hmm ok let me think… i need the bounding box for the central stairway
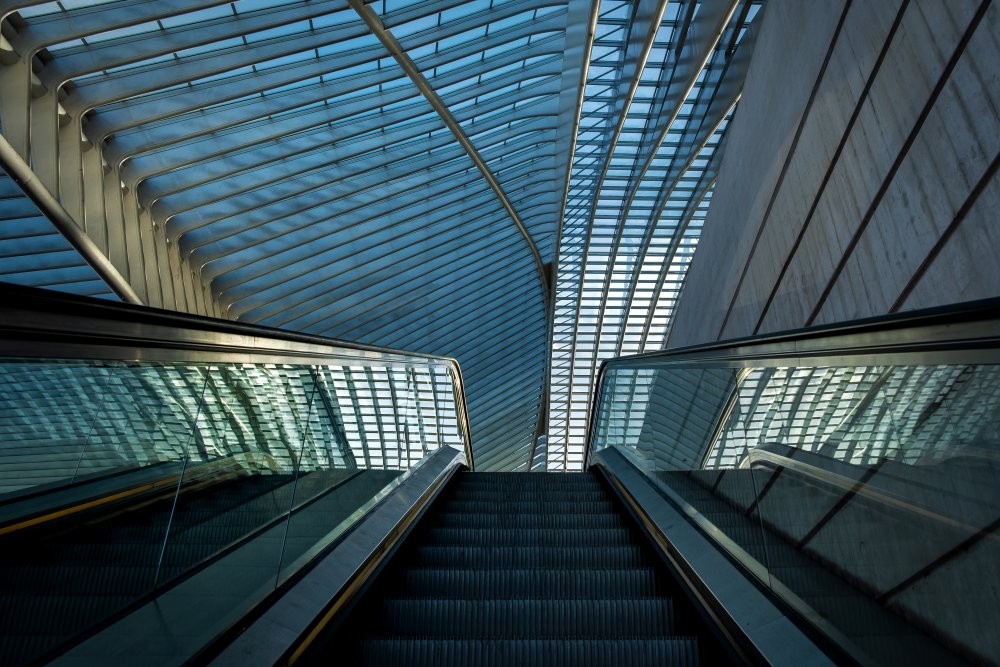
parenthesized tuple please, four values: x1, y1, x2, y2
(322, 471, 721, 666)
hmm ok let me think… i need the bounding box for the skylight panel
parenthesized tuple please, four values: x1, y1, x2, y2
(310, 8, 359, 30)
(246, 19, 311, 43)
(14, 2, 64, 19)
(232, 0, 298, 12)
(388, 13, 438, 40)
(439, 1, 489, 24)
(435, 25, 487, 52)
(159, 5, 235, 29)
(81, 19, 162, 45)
(483, 35, 529, 59)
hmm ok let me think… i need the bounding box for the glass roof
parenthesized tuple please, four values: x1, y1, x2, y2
(0, 0, 764, 470)
(546, 0, 762, 470)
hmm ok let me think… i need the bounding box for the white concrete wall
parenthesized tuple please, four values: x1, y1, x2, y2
(669, 0, 1000, 347)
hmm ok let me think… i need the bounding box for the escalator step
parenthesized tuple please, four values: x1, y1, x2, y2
(376, 598, 675, 637)
(421, 527, 634, 547)
(446, 489, 608, 499)
(356, 637, 699, 667)
(410, 545, 649, 568)
(392, 568, 665, 599)
(451, 472, 600, 483)
(437, 500, 616, 515)
(430, 512, 622, 529)
(330, 472, 717, 667)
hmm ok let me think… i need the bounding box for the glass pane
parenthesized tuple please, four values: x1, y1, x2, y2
(591, 360, 1000, 665)
(276, 364, 422, 584)
(0, 360, 208, 665)
(0, 359, 114, 494)
(0, 347, 467, 666)
(157, 363, 309, 603)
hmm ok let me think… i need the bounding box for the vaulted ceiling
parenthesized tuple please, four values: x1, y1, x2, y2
(0, 0, 763, 470)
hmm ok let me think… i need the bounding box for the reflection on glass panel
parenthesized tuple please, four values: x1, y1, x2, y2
(0, 354, 466, 666)
(0, 360, 211, 666)
(278, 366, 403, 585)
(158, 363, 312, 602)
(591, 362, 1000, 666)
(698, 365, 1000, 469)
(0, 360, 217, 493)
(0, 360, 113, 493)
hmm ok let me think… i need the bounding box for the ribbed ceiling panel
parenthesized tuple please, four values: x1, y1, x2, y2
(546, 0, 764, 469)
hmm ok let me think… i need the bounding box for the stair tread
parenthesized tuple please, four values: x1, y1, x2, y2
(333, 472, 710, 665)
(392, 568, 667, 598)
(375, 598, 676, 637)
(356, 637, 700, 667)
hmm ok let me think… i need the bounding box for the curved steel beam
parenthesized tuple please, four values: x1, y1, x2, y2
(0, 134, 142, 304)
(613, 97, 738, 356)
(347, 0, 549, 310)
(106, 31, 565, 163)
(568, 0, 741, 408)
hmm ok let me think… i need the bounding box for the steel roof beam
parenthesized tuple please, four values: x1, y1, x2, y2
(41, 1, 348, 86)
(165, 106, 558, 242)
(11, 0, 232, 54)
(567, 0, 743, 461)
(346, 0, 549, 310)
(109, 33, 564, 164)
(80, 0, 564, 128)
(192, 133, 558, 283)
(0, 134, 142, 304)
(132, 61, 562, 196)
(556, 0, 674, 467)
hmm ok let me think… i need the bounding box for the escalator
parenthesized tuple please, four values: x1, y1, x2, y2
(0, 284, 473, 666)
(0, 463, 379, 666)
(305, 471, 731, 666)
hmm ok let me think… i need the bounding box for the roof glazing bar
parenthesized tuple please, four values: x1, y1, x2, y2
(618, 0, 741, 223)
(540, 0, 601, 470)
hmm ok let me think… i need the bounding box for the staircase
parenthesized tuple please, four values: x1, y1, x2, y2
(334, 471, 717, 666)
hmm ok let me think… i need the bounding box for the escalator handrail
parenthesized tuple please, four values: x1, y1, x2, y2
(592, 447, 850, 666)
(585, 297, 1000, 468)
